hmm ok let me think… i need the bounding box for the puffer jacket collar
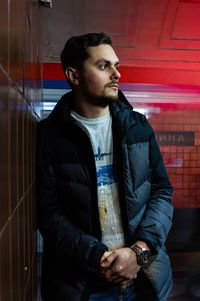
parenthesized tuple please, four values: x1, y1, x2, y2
(111, 90, 137, 140)
(48, 90, 74, 122)
(48, 90, 136, 134)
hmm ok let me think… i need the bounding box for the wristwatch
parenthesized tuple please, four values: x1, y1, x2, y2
(130, 243, 152, 268)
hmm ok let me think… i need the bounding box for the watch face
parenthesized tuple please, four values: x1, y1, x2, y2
(138, 250, 151, 266)
(131, 244, 152, 267)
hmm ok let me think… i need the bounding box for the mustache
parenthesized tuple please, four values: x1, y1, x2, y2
(105, 81, 119, 87)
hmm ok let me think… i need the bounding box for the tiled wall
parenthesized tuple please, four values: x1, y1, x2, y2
(0, 0, 42, 300)
(150, 109, 200, 209)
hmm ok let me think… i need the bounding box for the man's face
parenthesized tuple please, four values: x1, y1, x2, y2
(78, 44, 121, 107)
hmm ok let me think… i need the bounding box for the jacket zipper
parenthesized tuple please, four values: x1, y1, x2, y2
(112, 117, 136, 245)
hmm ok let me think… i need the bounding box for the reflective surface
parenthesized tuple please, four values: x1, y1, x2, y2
(0, 0, 42, 300)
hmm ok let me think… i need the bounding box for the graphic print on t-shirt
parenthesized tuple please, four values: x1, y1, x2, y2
(96, 165, 116, 186)
(94, 145, 125, 250)
(71, 111, 125, 250)
(94, 146, 111, 161)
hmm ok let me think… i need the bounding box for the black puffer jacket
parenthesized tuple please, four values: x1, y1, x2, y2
(37, 91, 173, 301)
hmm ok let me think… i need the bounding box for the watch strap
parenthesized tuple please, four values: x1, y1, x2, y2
(130, 243, 152, 268)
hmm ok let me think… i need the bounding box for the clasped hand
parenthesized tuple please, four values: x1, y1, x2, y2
(99, 247, 141, 286)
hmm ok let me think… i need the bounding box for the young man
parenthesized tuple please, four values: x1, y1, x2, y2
(37, 32, 173, 301)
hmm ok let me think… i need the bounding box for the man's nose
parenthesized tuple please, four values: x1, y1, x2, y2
(111, 68, 121, 80)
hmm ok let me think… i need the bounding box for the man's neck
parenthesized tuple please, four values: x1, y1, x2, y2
(73, 96, 109, 119)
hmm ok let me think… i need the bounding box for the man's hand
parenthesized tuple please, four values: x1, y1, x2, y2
(99, 248, 141, 286)
(100, 250, 113, 263)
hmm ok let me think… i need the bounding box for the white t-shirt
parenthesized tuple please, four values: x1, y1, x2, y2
(71, 111, 125, 250)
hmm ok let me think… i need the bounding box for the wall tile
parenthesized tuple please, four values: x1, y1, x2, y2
(11, 209, 20, 301)
(9, 87, 18, 211)
(0, 69, 9, 230)
(24, 103, 29, 192)
(24, 192, 30, 278)
(0, 223, 11, 301)
(0, 0, 9, 71)
(0, 0, 41, 299)
(10, 0, 25, 90)
(18, 201, 25, 300)
(150, 109, 200, 208)
(17, 95, 25, 201)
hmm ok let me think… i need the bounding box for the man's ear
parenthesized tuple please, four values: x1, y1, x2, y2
(65, 67, 80, 86)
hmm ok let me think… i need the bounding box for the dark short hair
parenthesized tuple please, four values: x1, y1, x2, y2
(60, 32, 112, 73)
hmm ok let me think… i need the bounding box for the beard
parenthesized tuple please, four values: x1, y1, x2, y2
(92, 94, 118, 107)
(83, 88, 119, 108)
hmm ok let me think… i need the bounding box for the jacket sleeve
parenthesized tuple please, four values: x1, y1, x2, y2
(134, 119, 173, 250)
(37, 124, 108, 274)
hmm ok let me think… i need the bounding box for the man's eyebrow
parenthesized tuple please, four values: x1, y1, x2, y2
(95, 58, 120, 65)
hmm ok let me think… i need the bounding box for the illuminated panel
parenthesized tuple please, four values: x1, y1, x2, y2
(159, 0, 200, 50)
(172, 1, 200, 39)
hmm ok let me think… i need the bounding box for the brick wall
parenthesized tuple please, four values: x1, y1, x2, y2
(150, 109, 200, 208)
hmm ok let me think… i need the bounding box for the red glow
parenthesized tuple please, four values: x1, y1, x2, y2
(43, 62, 200, 87)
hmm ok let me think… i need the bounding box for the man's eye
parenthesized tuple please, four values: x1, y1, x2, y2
(99, 64, 108, 70)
